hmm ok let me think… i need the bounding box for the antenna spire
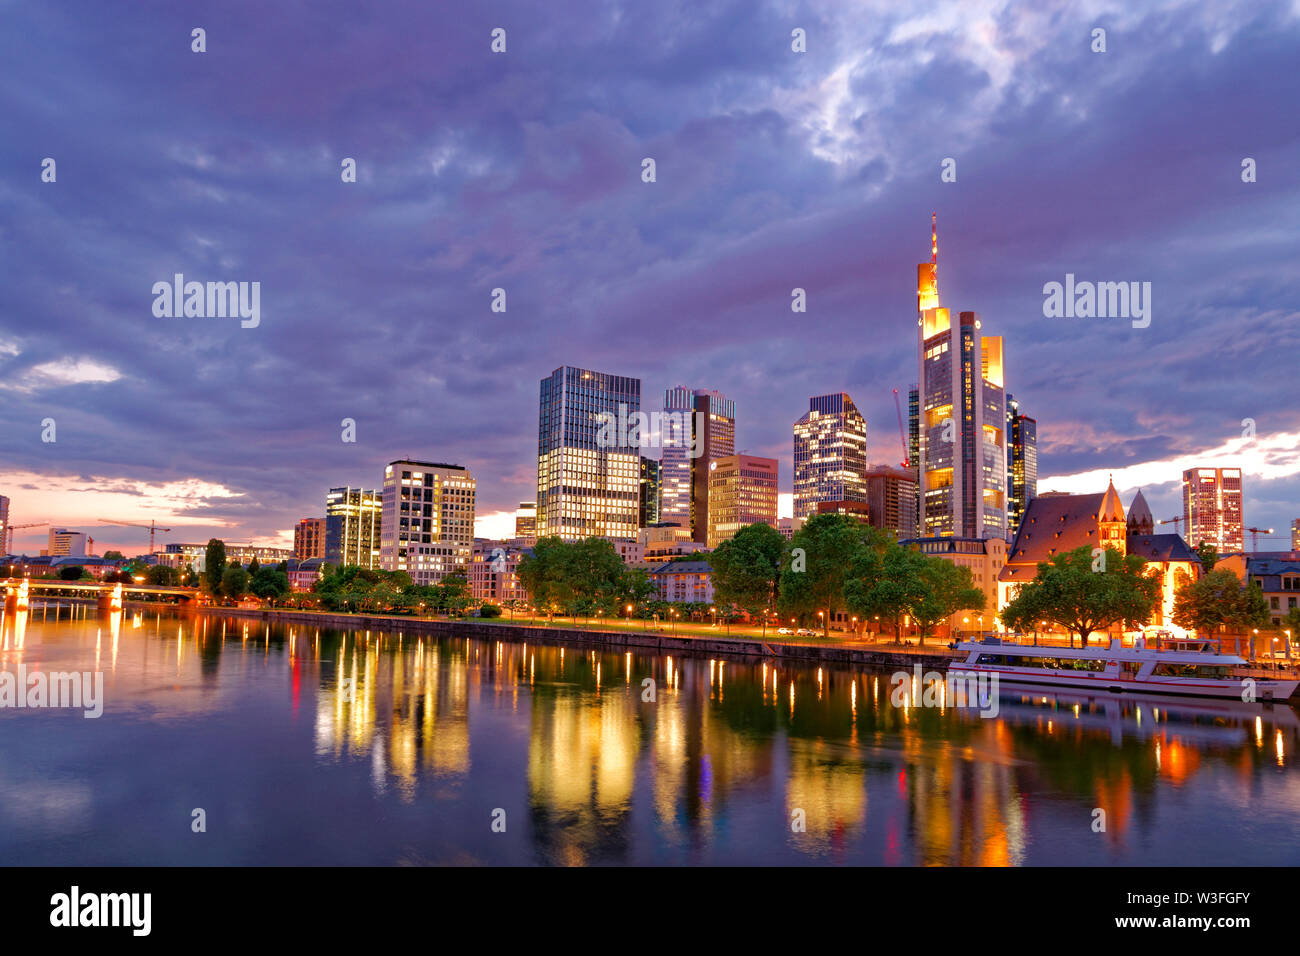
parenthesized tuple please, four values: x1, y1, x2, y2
(931, 211, 937, 268)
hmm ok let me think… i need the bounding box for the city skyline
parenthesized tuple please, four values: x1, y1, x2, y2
(2, 1, 1299, 556)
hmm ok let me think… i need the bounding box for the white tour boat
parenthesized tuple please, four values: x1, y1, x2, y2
(953, 634, 1299, 701)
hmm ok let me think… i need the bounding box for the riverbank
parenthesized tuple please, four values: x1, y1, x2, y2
(187, 604, 955, 669)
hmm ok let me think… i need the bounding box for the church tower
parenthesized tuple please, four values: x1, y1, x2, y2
(1098, 477, 1127, 557)
(1127, 488, 1154, 536)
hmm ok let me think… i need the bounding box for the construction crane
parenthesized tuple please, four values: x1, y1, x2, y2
(98, 518, 172, 555)
(892, 388, 910, 468)
(1245, 526, 1275, 553)
(5, 521, 48, 554)
(1158, 516, 1186, 533)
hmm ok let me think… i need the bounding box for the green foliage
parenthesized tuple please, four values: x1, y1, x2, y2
(145, 564, 178, 586)
(203, 539, 227, 594)
(58, 565, 84, 581)
(479, 603, 503, 618)
(1001, 545, 1161, 646)
(220, 564, 249, 599)
(779, 514, 889, 635)
(710, 522, 784, 632)
(844, 541, 983, 644)
(249, 567, 290, 600)
(313, 565, 416, 612)
(1193, 541, 1218, 572)
(103, 550, 125, 561)
(1173, 567, 1268, 639)
(519, 536, 653, 619)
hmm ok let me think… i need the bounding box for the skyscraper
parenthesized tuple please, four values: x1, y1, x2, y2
(658, 386, 735, 542)
(325, 487, 382, 568)
(1006, 393, 1038, 540)
(865, 464, 918, 540)
(639, 456, 661, 527)
(917, 216, 1007, 538)
(0, 495, 8, 554)
(793, 393, 868, 519)
(381, 459, 476, 585)
(706, 454, 778, 548)
(537, 366, 641, 540)
(907, 384, 920, 532)
(1293, 518, 1300, 551)
(1182, 467, 1244, 553)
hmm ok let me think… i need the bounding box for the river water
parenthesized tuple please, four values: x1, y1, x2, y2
(2, 606, 1298, 866)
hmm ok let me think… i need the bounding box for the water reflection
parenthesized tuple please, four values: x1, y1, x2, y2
(2, 606, 1299, 866)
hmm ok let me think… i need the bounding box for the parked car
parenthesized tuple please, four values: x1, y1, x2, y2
(796, 628, 817, 636)
(777, 627, 794, 635)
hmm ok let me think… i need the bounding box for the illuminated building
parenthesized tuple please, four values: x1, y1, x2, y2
(293, 517, 326, 560)
(514, 502, 537, 538)
(537, 366, 640, 540)
(325, 487, 382, 569)
(47, 529, 88, 557)
(0, 495, 8, 554)
(381, 459, 476, 586)
(639, 457, 661, 527)
(1217, 553, 1300, 630)
(1293, 519, 1300, 551)
(917, 216, 1007, 538)
(998, 481, 1200, 632)
(659, 387, 735, 542)
(650, 559, 714, 603)
(1006, 393, 1037, 540)
(793, 393, 867, 519)
(1182, 467, 1244, 553)
(706, 454, 778, 548)
(777, 517, 805, 540)
(901, 536, 1005, 633)
(469, 539, 530, 604)
(907, 384, 920, 530)
(865, 464, 918, 539)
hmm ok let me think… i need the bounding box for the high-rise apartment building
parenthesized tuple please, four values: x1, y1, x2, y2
(639, 456, 661, 528)
(793, 393, 868, 519)
(324, 487, 382, 569)
(658, 386, 735, 542)
(537, 367, 641, 540)
(1182, 467, 1244, 553)
(381, 460, 476, 585)
(706, 454, 778, 548)
(917, 217, 1008, 538)
(293, 518, 326, 560)
(1293, 518, 1300, 551)
(515, 502, 537, 538)
(1006, 393, 1038, 541)
(865, 464, 918, 540)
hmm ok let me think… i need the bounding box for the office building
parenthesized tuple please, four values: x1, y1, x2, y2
(1006, 393, 1038, 540)
(1293, 518, 1300, 551)
(706, 454, 778, 548)
(469, 539, 530, 605)
(865, 464, 919, 539)
(381, 459, 476, 586)
(1182, 467, 1244, 554)
(639, 457, 661, 527)
(293, 518, 326, 560)
(48, 529, 88, 557)
(907, 384, 921, 532)
(0, 495, 8, 554)
(917, 217, 1008, 538)
(659, 386, 735, 542)
(325, 486, 383, 569)
(537, 366, 641, 540)
(793, 392, 868, 519)
(515, 502, 537, 538)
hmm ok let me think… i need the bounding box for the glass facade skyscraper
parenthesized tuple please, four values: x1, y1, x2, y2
(537, 366, 641, 540)
(1006, 393, 1037, 541)
(792, 393, 868, 519)
(324, 487, 382, 569)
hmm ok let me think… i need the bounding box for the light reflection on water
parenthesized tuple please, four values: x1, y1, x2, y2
(2, 607, 1299, 866)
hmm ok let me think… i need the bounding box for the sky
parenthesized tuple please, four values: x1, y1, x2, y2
(1, 0, 1298, 555)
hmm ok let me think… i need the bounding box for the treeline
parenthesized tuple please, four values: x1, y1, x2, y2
(311, 564, 473, 615)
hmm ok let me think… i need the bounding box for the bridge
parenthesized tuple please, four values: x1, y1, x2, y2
(1, 578, 199, 612)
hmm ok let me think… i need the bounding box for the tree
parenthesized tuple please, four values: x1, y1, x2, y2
(145, 564, 178, 586)
(249, 567, 290, 601)
(518, 537, 574, 619)
(779, 514, 885, 637)
(248, 556, 261, 576)
(710, 522, 784, 635)
(1194, 542, 1218, 573)
(1173, 567, 1269, 655)
(904, 555, 985, 643)
(58, 565, 84, 581)
(480, 603, 503, 618)
(203, 539, 227, 594)
(1000, 545, 1161, 647)
(220, 564, 249, 600)
(103, 550, 125, 561)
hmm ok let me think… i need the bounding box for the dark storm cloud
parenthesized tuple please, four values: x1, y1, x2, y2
(0, 0, 1297, 549)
